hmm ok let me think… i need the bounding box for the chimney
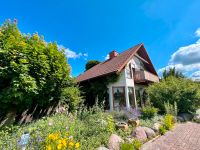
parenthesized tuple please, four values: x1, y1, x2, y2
(109, 50, 118, 59)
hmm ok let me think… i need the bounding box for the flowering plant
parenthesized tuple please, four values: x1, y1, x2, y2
(46, 132, 80, 150)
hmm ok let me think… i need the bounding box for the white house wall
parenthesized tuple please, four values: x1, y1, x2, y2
(107, 54, 146, 111)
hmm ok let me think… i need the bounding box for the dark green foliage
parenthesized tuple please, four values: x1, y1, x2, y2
(162, 67, 184, 79)
(141, 106, 158, 119)
(80, 73, 120, 106)
(85, 60, 100, 71)
(0, 20, 81, 115)
(147, 76, 200, 113)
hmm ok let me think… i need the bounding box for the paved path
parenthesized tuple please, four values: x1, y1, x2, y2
(141, 122, 200, 150)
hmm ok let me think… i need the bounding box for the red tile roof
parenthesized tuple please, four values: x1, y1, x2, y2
(76, 43, 143, 82)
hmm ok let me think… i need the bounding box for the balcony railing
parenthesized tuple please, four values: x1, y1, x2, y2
(134, 70, 159, 83)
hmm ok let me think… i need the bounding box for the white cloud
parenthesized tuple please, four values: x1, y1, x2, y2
(159, 28, 200, 78)
(58, 45, 88, 59)
(191, 71, 200, 81)
(105, 54, 109, 60)
(169, 39, 200, 65)
(195, 28, 200, 37)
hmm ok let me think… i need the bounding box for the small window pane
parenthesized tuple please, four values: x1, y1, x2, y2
(128, 87, 136, 108)
(113, 87, 126, 110)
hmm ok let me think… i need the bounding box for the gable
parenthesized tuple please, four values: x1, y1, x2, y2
(76, 43, 158, 82)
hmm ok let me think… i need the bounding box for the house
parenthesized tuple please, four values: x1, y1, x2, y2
(76, 43, 159, 111)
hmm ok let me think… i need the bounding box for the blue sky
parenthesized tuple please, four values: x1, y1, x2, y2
(1, 0, 200, 80)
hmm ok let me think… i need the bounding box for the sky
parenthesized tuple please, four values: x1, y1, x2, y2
(1, 0, 200, 80)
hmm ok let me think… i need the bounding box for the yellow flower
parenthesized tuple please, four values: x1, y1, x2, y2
(68, 141, 74, 147)
(46, 145, 52, 150)
(61, 139, 67, 147)
(48, 133, 59, 141)
(57, 143, 62, 150)
(48, 134, 55, 140)
(58, 139, 62, 144)
(75, 142, 80, 149)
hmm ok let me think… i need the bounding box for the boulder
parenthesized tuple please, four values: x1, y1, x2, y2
(142, 127, 156, 138)
(131, 126, 147, 141)
(108, 134, 124, 150)
(153, 123, 161, 132)
(128, 118, 140, 127)
(177, 116, 184, 122)
(116, 122, 129, 131)
(179, 113, 194, 121)
(96, 147, 109, 150)
(193, 114, 200, 123)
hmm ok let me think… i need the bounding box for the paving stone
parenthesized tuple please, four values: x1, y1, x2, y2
(141, 122, 200, 150)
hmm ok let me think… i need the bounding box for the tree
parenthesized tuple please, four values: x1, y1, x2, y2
(162, 67, 184, 79)
(85, 60, 100, 71)
(147, 76, 200, 113)
(0, 20, 81, 115)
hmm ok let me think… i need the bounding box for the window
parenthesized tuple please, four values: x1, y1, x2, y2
(128, 87, 136, 108)
(113, 87, 126, 111)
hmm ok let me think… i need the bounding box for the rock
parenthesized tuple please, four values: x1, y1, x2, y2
(142, 127, 156, 138)
(153, 123, 161, 132)
(193, 114, 200, 123)
(128, 118, 140, 127)
(108, 134, 123, 150)
(177, 116, 184, 122)
(116, 122, 129, 131)
(179, 113, 194, 121)
(131, 126, 147, 141)
(96, 147, 109, 150)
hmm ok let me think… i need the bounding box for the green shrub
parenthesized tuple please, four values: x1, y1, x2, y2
(147, 76, 200, 113)
(141, 106, 158, 119)
(121, 142, 135, 150)
(120, 139, 142, 150)
(163, 114, 174, 130)
(164, 101, 178, 116)
(158, 114, 175, 135)
(140, 115, 164, 128)
(106, 114, 115, 133)
(132, 139, 142, 150)
(159, 125, 167, 135)
(110, 111, 128, 121)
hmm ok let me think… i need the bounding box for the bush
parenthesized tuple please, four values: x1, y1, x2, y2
(140, 115, 164, 128)
(164, 101, 178, 116)
(159, 125, 167, 135)
(0, 20, 82, 116)
(147, 76, 200, 113)
(141, 106, 158, 119)
(121, 143, 134, 150)
(159, 114, 174, 135)
(121, 139, 142, 150)
(163, 114, 174, 130)
(132, 139, 142, 150)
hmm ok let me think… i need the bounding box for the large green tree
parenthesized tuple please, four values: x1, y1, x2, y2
(0, 20, 81, 115)
(85, 60, 100, 71)
(162, 67, 184, 79)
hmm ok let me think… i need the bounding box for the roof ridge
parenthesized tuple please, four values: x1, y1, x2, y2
(76, 43, 144, 82)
